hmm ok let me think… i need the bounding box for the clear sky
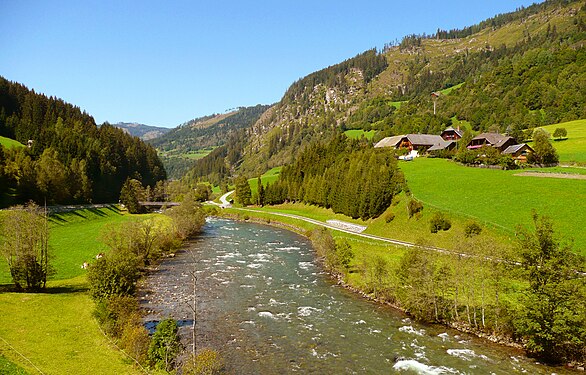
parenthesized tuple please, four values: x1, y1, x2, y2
(1, 0, 538, 128)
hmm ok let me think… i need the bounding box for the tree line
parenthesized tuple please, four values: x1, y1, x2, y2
(247, 134, 404, 220)
(0, 77, 166, 206)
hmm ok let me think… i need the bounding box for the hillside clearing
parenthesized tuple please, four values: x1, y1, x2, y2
(344, 129, 376, 140)
(0, 136, 24, 149)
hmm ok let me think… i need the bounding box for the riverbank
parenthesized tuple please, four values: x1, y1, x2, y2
(217, 208, 585, 371)
(140, 217, 564, 374)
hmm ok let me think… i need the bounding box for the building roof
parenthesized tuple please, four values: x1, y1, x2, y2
(428, 140, 455, 151)
(405, 134, 445, 146)
(374, 135, 404, 148)
(471, 132, 515, 147)
(441, 126, 464, 137)
(502, 143, 534, 155)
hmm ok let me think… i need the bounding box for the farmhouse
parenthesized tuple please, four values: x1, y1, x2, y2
(440, 126, 463, 141)
(375, 134, 449, 152)
(502, 143, 534, 162)
(467, 133, 516, 152)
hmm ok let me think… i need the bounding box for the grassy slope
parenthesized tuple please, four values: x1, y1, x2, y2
(344, 129, 376, 140)
(249, 167, 282, 196)
(537, 119, 586, 164)
(0, 206, 133, 284)
(0, 355, 28, 375)
(0, 136, 24, 149)
(0, 207, 166, 374)
(0, 277, 143, 375)
(400, 158, 586, 254)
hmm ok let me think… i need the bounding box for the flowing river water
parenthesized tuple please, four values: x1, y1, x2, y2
(140, 218, 572, 374)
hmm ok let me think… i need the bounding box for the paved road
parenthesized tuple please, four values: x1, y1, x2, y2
(230, 206, 454, 253)
(207, 190, 234, 209)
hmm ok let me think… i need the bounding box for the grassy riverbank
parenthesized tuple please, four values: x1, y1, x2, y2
(0, 206, 164, 374)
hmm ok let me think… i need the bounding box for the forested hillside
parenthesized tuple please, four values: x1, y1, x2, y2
(150, 105, 269, 179)
(229, 0, 585, 175)
(0, 77, 166, 205)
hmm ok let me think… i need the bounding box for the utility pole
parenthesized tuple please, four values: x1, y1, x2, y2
(431, 92, 440, 115)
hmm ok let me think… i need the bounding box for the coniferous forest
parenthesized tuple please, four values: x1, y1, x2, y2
(263, 135, 404, 220)
(0, 77, 166, 205)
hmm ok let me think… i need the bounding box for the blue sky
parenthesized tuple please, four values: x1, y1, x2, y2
(1, 0, 537, 128)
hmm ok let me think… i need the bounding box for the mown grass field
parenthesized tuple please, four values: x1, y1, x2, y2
(0, 277, 143, 375)
(0, 136, 24, 149)
(0, 206, 130, 284)
(343, 129, 376, 140)
(536, 119, 586, 164)
(0, 207, 168, 374)
(400, 158, 586, 254)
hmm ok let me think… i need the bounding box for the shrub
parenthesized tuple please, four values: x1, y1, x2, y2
(464, 221, 483, 237)
(430, 212, 452, 233)
(384, 211, 396, 223)
(120, 320, 150, 364)
(87, 252, 141, 300)
(148, 318, 182, 371)
(407, 199, 423, 218)
(183, 349, 224, 375)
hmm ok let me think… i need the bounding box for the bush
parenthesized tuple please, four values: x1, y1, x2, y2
(430, 212, 451, 233)
(120, 320, 150, 365)
(87, 252, 141, 300)
(384, 211, 396, 223)
(464, 221, 483, 237)
(148, 318, 182, 371)
(407, 199, 423, 218)
(183, 349, 224, 375)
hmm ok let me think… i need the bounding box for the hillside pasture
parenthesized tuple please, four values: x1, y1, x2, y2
(537, 119, 586, 165)
(0, 277, 143, 375)
(344, 129, 376, 140)
(400, 158, 586, 254)
(249, 167, 282, 196)
(0, 136, 24, 149)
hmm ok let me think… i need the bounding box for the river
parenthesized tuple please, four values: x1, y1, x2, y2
(139, 218, 571, 374)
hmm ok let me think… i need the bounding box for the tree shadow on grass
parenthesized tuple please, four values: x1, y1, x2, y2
(0, 283, 88, 294)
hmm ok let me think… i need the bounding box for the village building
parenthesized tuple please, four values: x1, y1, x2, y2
(467, 133, 516, 152)
(502, 143, 534, 163)
(440, 126, 463, 141)
(375, 134, 449, 152)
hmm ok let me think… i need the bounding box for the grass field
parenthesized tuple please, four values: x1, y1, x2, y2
(0, 355, 27, 375)
(0, 206, 161, 374)
(0, 136, 24, 149)
(0, 277, 143, 375)
(0, 206, 133, 284)
(182, 147, 216, 160)
(400, 158, 586, 254)
(344, 129, 376, 140)
(249, 166, 283, 196)
(439, 82, 464, 95)
(535, 119, 586, 165)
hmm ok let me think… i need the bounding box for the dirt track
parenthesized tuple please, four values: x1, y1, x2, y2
(514, 172, 586, 180)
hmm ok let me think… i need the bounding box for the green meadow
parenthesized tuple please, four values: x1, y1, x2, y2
(0, 207, 164, 374)
(343, 129, 376, 140)
(537, 119, 586, 165)
(400, 158, 586, 254)
(0, 136, 24, 149)
(248, 166, 282, 196)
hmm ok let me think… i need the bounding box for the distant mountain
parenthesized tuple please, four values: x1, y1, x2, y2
(149, 105, 271, 179)
(113, 122, 171, 140)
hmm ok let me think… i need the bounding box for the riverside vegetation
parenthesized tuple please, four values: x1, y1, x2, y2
(0, 193, 223, 373)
